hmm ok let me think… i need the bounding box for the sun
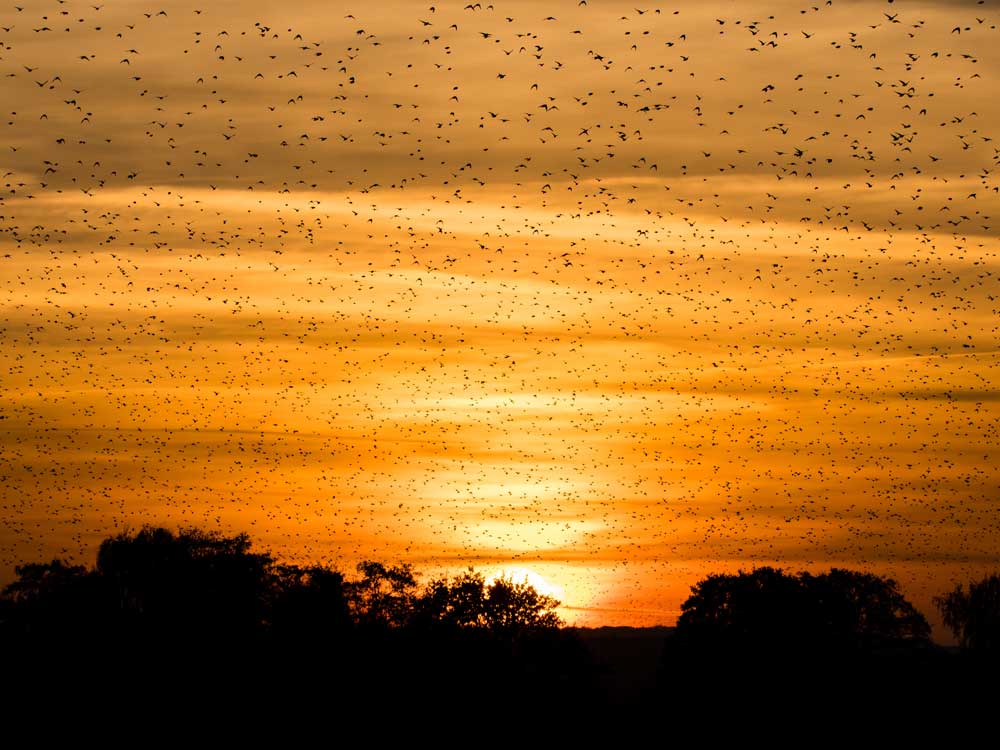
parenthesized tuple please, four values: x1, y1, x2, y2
(486, 567, 566, 601)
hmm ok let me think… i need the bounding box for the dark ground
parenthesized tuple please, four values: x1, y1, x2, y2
(571, 625, 673, 704)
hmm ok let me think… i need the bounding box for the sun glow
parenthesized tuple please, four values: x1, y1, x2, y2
(486, 567, 566, 602)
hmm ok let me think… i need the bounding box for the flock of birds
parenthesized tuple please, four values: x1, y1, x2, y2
(0, 0, 997, 625)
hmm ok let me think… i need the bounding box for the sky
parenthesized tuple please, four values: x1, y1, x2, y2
(1, 0, 998, 635)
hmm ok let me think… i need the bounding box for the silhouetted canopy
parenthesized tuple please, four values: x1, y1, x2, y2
(95, 526, 274, 637)
(676, 567, 930, 654)
(935, 574, 1000, 652)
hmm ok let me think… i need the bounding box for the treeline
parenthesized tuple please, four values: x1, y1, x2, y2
(1, 526, 563, 643)
(1, 526, 591, 712)
(2, 525, 998, 713)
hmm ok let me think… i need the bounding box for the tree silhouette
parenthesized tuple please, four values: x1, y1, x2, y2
(675, 566, 930, 654)
(406, 568, 583, 707)
(348, 560, 418, 628)
(6, 525, 978, 712)
(95, 526, 273, 640)
(0, 559, 101, 640)
(481, 575, 563, 637)
(268, 563, 352, 639)
(0, 525, 599, 712)
(675, 566, 806, 654)
(414, 569, 562, 637)
(0, 526, 571, 648)
(935, 574, 1000, 652)
(803, 568, 931, 649)
(415, 569, 489, 629)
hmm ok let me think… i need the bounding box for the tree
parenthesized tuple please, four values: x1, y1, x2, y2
(934, 574, 1000, 651)
(0, 559, 101, 639)
(676, 567, 806, 652)
(2, 559, 91, 607)
(805, 568, 930, 647)
(0, 526, 599, 710)
(348, 560, 418, 628)
(481, 575, 563, 637)
(406, 569, 574, 703)
(412, 569, 562, 637)
(675, 566, 930, 654)
(267, 563, 352, 638)
(415, 569, 489, 629)
(95, 525, 273, 638)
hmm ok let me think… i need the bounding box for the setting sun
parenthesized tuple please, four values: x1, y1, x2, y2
(485, 567, 567, 603)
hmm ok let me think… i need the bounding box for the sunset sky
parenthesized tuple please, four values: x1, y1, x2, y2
(1, 0, 997, 635)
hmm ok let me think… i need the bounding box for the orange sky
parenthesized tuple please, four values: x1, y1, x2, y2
(1, 0, 998, 636)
